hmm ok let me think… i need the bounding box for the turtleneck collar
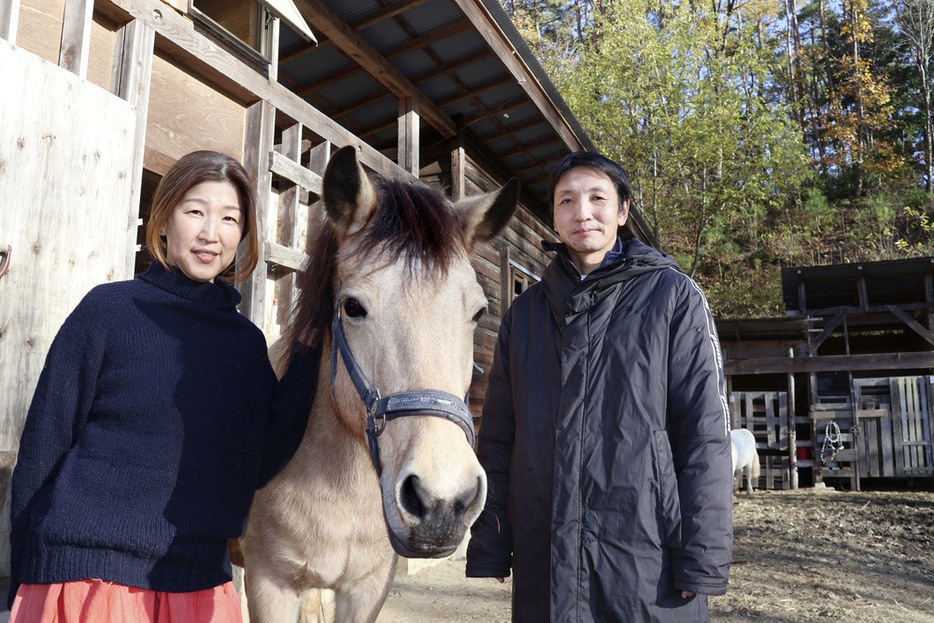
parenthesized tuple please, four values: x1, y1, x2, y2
(136, 261, 241, 310)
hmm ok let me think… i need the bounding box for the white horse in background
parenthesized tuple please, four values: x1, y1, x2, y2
(731, 428, 760, 495)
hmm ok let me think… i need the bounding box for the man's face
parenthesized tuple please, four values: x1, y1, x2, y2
(553, 167, 629, 274)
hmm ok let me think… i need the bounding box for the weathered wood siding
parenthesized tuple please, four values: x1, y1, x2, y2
(0, 38, 141, 576)
(464, 159, 554, 421)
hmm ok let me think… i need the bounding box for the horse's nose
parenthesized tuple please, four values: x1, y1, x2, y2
(398, 471, 484, 535)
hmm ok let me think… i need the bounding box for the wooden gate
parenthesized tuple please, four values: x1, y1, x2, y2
(855, 377, 934, 478)
(733, 391, 791, 490)
(0, 38, 147, 577)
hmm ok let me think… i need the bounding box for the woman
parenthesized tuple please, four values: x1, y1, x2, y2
(9, 151, 309, 622)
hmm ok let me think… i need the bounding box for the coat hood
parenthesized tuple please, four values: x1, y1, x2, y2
(540, 238, 681, 320)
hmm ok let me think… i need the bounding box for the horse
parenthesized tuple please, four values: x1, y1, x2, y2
(236, 146, 520, 622)
(731, 428, 760, 495)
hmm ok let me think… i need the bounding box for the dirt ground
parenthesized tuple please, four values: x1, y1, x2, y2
(376, 488, 934, 622)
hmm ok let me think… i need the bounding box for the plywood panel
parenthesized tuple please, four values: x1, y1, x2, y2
(144, 50, 245, 170)
(18, 0, 116, 90)
(0, 39, 139, 577)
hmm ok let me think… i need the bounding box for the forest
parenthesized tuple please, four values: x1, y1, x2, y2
(500, 0, 934, 317)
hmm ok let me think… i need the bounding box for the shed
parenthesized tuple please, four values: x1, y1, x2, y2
(718, 258, 934, 491)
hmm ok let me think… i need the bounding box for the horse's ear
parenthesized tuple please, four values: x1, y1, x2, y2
(454, 177, 520, 245)
(323, 145, 378, 237)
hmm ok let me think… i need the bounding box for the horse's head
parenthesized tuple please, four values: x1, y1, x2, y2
(298, 146, 518, 558)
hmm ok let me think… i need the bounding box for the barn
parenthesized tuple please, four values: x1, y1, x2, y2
(719, 257, 934, 491)
(0, 0, 660, 608)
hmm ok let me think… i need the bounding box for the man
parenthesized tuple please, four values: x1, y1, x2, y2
(466, 152, 733, 622)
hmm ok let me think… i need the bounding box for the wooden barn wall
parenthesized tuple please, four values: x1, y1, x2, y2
(17, 0, 115, 88)
(144, 52, 245, 175)
(0, 39, 142, 578)
(463, 159, 554, 421)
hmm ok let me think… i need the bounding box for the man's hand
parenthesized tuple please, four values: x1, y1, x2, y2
(681, 591, 694, 599)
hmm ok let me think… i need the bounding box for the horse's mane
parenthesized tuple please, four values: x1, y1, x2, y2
(283, 178, 466, 358)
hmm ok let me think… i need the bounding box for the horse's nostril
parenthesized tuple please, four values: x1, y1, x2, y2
(400, 474, 425, 518)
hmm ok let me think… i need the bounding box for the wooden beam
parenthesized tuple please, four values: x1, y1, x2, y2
(349, 0, 435, 31)
(398, 97, 419, 177)
(0, 0, 20, 43)
(239, 100, 277, 328)
(724, 351, 934, 376)
(885, 304, 934, 348)
(451, 131, 466, 202)
(110, 18, 154, 276)
(110, 0, 414, 182)
(265, 241, 307, 271)
(269, 149, 323, 195)
(809, 309, 847, 356)
(436, 74, 516, 109)
(60, 0, 94, 78)
(449, 0, 585, 152)
(857, 266, 869, 310)
(291, 0, 457, 137)
(294, 20, 472, 98)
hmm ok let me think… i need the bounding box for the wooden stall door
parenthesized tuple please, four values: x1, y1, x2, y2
(0, 40, 140, 578)
(735, 391, 790, 490)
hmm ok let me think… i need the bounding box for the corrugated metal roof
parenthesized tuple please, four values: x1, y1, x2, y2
(275, 0, 658, 245)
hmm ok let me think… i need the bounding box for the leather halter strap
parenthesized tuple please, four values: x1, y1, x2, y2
(330, 287, 476, 477)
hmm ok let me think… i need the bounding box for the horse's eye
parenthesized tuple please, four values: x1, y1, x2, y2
(472, 307, 486, 323)
(343, 298, 367, 318)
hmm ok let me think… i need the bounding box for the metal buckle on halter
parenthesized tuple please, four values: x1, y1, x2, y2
(370, 390, 385, 435)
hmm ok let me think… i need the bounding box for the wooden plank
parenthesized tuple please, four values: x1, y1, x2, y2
(0, 0, 20, 43)
(891, 378, 907, 476)
(885, 304, 934, 348)
(269, 148, 323, 196)
(60, 0, 93, 77)
(265, 241, 307, 272)
(274, 123, 303, 333)
(724, 351, 934, 376)
(398, 96, 419, 177)
(879, 410, 895, 477)
(0, 39, 138, 577)
(111, 0, 413, 183)
(110, 18, 154, 276)
(238, 99, 276, 328)
(862, 417, 879, 477)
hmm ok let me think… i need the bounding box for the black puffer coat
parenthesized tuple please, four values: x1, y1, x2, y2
(466, 239, 733, 622)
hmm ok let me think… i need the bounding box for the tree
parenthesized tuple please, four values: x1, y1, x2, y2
(895, 0, 934, 192)
(517, 0, 810, 276)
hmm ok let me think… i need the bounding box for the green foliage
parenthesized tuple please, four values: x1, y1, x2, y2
(502, 0, 934, 318)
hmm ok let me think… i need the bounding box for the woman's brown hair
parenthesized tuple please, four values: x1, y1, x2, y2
(145, 150, 259, 283)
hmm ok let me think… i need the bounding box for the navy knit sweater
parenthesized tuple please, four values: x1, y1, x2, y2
(8, 262, 313, 607)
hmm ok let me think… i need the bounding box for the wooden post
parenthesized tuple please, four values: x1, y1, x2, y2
(60, 0, 94, 78)
(276, 122, 303, 327)
(111, 19, 155, 276)
(398, 97, 419, 177)
(451, 131, 466, 203)
(268, 16, 280, 82)
(239, 100, 276, 328)
(0, 0, 20, 43)
(306, 140, 331, 254)
(788, 348, 798, 489)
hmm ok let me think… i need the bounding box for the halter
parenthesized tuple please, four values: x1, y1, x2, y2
(330, 286, 476, 477)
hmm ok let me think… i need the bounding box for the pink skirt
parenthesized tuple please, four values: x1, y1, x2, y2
(10, 579, 243, 623)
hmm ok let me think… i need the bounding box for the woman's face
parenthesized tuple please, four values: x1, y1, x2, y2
(160, 181, 244, 283)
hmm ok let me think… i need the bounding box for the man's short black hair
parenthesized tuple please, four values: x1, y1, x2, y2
(548, 152, 632, 210)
